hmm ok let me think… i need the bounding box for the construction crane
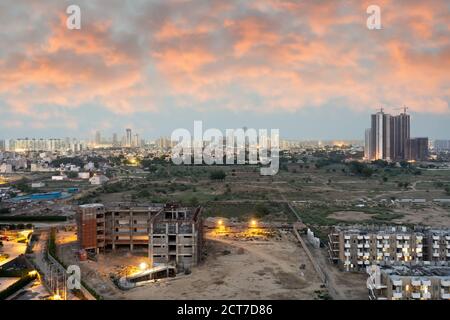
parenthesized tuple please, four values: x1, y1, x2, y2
(394, 106, 408, 114)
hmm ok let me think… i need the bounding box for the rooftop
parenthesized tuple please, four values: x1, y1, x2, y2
(383, 265, 450, 278)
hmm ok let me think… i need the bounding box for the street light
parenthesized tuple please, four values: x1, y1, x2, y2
(250, 219, 257, 228)
(139, 262, 148, 271)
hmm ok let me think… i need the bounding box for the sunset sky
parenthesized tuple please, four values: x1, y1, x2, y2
(0, 0, 449, 140)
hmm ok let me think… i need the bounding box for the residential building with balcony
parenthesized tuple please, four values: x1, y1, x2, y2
(328, 226, 449, 272)
(367, 265, 450, 300)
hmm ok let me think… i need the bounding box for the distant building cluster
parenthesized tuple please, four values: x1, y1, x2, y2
(434, 140, 450, 152)
(5, 138, 85, 152)
(364, 108, 429, 162)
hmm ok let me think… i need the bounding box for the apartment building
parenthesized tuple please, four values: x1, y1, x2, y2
(77, 203, 203, 270)
(328, 226, 450, 271)
(427, 230, 450, 262)
(367, 265, 450, 300)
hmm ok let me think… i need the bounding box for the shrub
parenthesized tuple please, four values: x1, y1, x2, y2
(210, 170, 226, 180)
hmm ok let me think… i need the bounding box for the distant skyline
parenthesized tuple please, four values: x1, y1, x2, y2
(0, 1, 449, 139)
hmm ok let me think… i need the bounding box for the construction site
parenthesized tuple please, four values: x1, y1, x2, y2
(57, 216, 333, 299)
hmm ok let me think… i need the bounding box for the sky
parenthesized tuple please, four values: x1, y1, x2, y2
(0, 0, 449, 140)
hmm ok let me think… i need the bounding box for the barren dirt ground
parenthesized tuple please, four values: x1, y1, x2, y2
(392, 206, 450, 227)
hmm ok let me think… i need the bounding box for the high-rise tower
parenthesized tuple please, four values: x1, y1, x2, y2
(126, 128, 132, 147)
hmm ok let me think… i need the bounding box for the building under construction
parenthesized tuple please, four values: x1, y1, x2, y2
(76, 203, 203, 270)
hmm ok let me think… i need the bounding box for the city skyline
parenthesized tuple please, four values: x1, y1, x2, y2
(0, 0, 449, 139)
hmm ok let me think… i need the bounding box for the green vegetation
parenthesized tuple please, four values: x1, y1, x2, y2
(348, 161, 374, 177)
(254, 203, 270, 217)
(445, 186, 450, 196)
(210, 170, 226, 180)
(66, 171, 78, 179)
(15, 179, 32, 193)
(48, 228, 57, 258)
(295, 206, 401, 227)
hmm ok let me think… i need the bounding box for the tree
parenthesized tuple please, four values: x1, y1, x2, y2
(189, 197, 199, 207)
(445, 186, 450, 196)
(15, 179, 32, 193)
(210, 170, 226, 180)
(66, 171, 78, 179)
(255, 204, 270, 217)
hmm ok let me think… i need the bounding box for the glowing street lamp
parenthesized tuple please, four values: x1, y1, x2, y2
(139, 262, 148, 271)
(250, 219, 257, 228)
(28, 270, 38, 277)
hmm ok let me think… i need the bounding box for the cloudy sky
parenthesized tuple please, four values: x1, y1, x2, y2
(0, 0, 449, 140)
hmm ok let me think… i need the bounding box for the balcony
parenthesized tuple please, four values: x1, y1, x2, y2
(377, 244, 383, 248)
(422, 280, 431, 286)
(344, 235, 351, 240)
(344, 252, 351, 257)
(396, 243, 403, 248)
(357, 244, 364, 248)
(344, 243, 351, 248)
(411, 279, 421, 286)
(357, 252, 363, 257)
(384, 252, 390, 257)
(396, 253, 403, 258)
(357, 235, 363, 240)
(433, 244, 440, 249)
(364, 244, 370, 248)
(392, 292, 403, 299)
(417, 252, 423, 257)
(396, 235, 403, 240)
(411, 292, 421, 299)
(441, 279, 450, 287)
(433, 253, 440, 258)
(432, 236, 440, 241)
(422, 292, 431, 299)
(392, 279, 402, 286)
(442, 293, 450, 299)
